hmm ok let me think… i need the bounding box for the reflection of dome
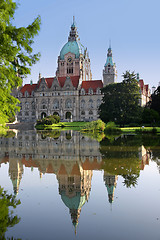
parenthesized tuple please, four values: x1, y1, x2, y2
(60, 41, 81, 60)
(61, 191, 86, 209)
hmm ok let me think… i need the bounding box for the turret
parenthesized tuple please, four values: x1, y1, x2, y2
(103, 46, 117, 86)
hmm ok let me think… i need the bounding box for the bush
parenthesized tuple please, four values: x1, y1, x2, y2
(36, 115, 60, 126)
(84, 119, 105, 132)
(105, 121, 122, 134)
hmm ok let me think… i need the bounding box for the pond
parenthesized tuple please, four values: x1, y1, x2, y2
(0, 130, 160, 240)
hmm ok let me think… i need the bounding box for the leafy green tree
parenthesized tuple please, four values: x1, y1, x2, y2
(99, 71, 142, 125)
(0, 187, 21, 239)
(142, 108, 160, 124)
(0, 0, 41, 125)
(150, 86, 160, 115)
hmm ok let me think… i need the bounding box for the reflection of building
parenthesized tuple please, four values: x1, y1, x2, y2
(57, 162, 92, 229)
(0, 130, 153, 230)
(9, 159, 23, 195)
(103, 172, 118, 203)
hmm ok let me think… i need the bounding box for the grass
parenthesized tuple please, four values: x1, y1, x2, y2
(35, 121, 87, 131)
(120, 127, 160, 134)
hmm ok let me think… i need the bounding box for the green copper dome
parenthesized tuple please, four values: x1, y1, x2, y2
(60, 41, 81, 60)
(61, 191, 86, 210)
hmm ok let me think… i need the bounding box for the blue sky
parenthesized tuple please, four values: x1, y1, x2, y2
(14, 0, 160, 88)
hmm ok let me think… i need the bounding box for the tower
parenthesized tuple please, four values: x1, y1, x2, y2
(103, 46, 116, 86)
(56, 17, 92, 83)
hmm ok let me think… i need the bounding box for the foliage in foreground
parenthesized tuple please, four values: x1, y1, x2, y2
(0, 187, 21, 239)
(0, 0, 41, 125)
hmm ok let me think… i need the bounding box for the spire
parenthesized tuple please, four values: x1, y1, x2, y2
(68, 16, 78, 42)
(109, 39, 111, 49)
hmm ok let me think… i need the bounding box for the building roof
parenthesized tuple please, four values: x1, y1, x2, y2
(81, 80, 103, 93)
(60, 41, 81, 60)
(20, 84, 37, 96)
(58, 76, 79, 88)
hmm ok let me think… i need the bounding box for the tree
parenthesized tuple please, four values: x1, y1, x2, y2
(0, 187, 21, 239)
(99, 71, 142, 125)
(150, 86, 160, 116)
(0, 0, 41, 125)
(142, 108, 160, 124)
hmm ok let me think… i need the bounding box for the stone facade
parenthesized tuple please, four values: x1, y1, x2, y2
(15, 19, 104, 122)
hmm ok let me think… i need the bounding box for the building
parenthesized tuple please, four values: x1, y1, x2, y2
(14, 18, 150, 123)
(14, 18, 116, 122)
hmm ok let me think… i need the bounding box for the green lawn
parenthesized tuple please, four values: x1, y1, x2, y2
(35, 121, 87, 131)
(120, 127, 160, 133)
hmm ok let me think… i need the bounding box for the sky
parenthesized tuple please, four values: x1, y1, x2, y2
(13, 0, 160, 88)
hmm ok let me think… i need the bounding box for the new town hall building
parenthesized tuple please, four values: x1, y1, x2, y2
(15, 19, 150, 122)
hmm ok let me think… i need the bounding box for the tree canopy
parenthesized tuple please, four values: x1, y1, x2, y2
(0, 0, 41, 125)
(150, 86, 160, 116)
(99, 71, 142, 125)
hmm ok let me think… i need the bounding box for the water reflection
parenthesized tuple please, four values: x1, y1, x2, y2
(0, 130, 160, 232)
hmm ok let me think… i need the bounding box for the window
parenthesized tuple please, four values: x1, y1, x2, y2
(81, 88, 85, 95)
(97, 99, 101, 108)
(53, 99, 59, 109)
(96, 88, 101, 94)
(67, 67, 73, 74)
(89, 110, 93, 115)
(89, 99, 93, 108)
(81, 111, 85, 115)
(65, 99, 72, 109)
(81, 99, 85, 109)
(25, 102, 29, 110)
(31, 102, 35, 110)
(25, 91, 29, 97)
(88, 88, 93, 95)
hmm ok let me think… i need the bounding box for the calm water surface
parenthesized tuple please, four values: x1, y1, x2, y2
(0, 130, 160, 240)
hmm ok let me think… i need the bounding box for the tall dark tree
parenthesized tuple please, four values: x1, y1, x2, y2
(99, 71, 142, 125)
(0, 0, 41, 125)
(150, 86, 160, 116)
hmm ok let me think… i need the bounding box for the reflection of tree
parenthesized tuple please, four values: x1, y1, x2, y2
(122, 173, 139, 188)
(0, 187, 21, 239)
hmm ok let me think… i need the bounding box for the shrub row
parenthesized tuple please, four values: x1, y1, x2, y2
(36, 115, 60, 126)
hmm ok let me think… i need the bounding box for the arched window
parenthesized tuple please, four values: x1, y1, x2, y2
(89, 110, 93, 115)
(97, 99, 101, 108)
(81, 99, 85, 109)
(25, 102, 29, 110)
(25, 111, 29, 116)
(65, 99, 72, 109)
(81, 111, 85, 115)
(53, 99, 59, 109)
(41, 100, 47, 110)
(96, 88, 101, 94)
(31, 102, 35, 110)
(81, 88, 85, 95)
(88, 88, 93, 95)
(25, 91, 29, 97)
(89, 99, 93, 108)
